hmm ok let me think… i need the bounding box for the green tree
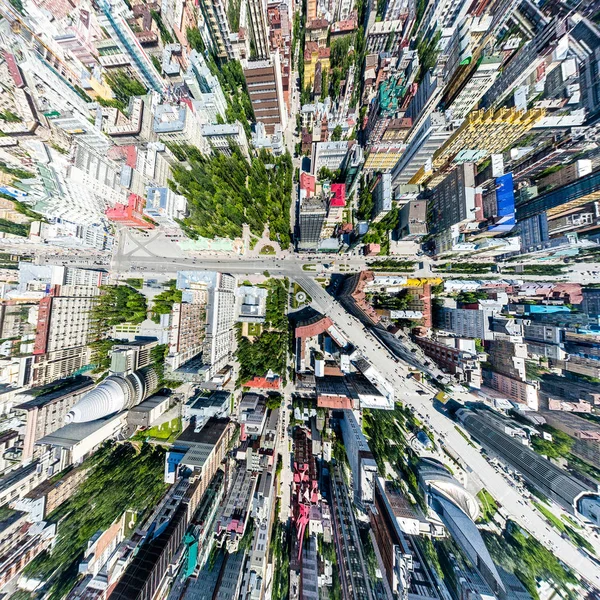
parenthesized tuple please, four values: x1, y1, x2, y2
(186, 27, 205, 53)
(331, 125, 343, 141)
(104, 71, 147, 111)
(92, 285, 148, 331)
(24, 443, 168, 600)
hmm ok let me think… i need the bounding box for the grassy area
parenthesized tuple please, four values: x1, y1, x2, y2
(247, 322, 263, 336)
(454, 425, 476, 448)
(236, 279, 289, 386)
(259, 245, 276, 255)
(291, 282, 312, 308)
(534, 502, 595, 553)
(477, 489, 498, 523)
(302, 263, 316, 271)
(132, 417, 182, 442)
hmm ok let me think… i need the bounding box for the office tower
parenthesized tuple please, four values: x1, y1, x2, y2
(96, 0, 164, 93)
(197, 0, 234, 59)
(428, 163, 478, 235)
(372, 173, 393, 222)
(391, 113, 452, 186)
(243, 55, 287, 134)
(413, 108, 545, 186)
(298, 196, 327, 251)
(516, 169, 600, 223)
(458, 409, 600, 525)
(247, 0, 270, 60)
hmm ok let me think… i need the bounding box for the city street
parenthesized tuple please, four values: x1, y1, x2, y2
(292, 275, 600, 591)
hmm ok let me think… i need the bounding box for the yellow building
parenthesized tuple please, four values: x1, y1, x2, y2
(411, 107, 545, 186)
(364, 145, 405, 172)
(303, 42, 330, 88)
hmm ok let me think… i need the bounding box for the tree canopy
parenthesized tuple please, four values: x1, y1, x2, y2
(24, 443, 167, 600)
(92, 285, 148, 330)
(170, 149, 293, 247)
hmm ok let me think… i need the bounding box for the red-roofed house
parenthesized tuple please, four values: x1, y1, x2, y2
(244, 374, 282, 390)
(106, 193, 154, 229)
(330, 183, 346, 207)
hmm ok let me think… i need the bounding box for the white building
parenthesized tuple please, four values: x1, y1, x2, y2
(201, 122, 250, 158)
(311, 141, 351, 176)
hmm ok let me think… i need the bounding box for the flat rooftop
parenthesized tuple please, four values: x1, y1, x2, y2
(176, 417, 230, 447)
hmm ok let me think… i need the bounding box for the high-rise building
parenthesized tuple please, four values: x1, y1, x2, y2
(372, 173, 393, 222)
(247, 0, 270, 60)
(516, 170, 600, 222)
(96, 0, 164, 93)
(437, 307, 497, 340)
(340, 410, 378, 506)
(390, 113, 452, 186)
(32, 288, 98, 356)
(203, 273, 236, 376)
(243, 55, 287, 134)
(446, 55, 502, 122)
(297, 196, 327, 251)
(481, 19, 566, 110)
(413, 108, 545, 186)
(428, 163, 478, 235)
(197, 0, 234, 59)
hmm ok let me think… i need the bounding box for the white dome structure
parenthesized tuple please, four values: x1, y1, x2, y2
(65, 367, 158, 423)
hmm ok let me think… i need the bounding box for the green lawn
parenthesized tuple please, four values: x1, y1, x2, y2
(291, 282, 312, 308)
(247, 322, 263, 336)
(132, 417, 181, 442)
(534, 502, 595, 553)
(260, 245, 276, 255)
(477, 489, 498, 522)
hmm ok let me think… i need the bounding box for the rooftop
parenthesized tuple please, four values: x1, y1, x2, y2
(175, 417, 231, 447)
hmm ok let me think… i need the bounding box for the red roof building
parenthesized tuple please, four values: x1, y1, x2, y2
(330, 183, 346, 207)
(106, 194, 154, 229)
(364, 243, 381, 256)
(244, 375, 282, 390)
(300, 171, 316, 197)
